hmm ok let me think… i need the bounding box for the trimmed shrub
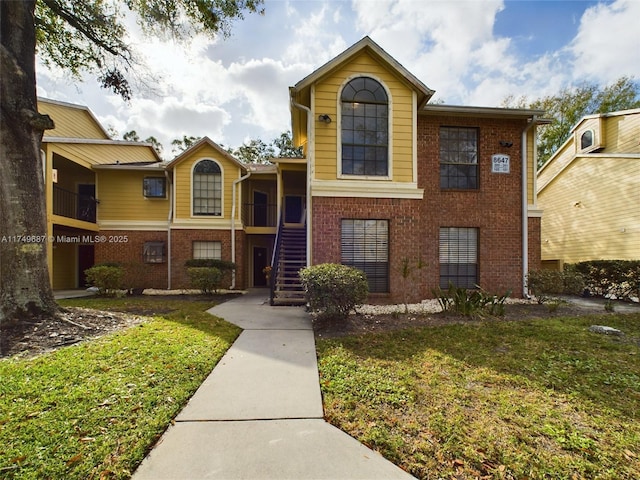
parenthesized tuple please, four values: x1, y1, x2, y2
(185, 259, 235, 292)
(184, 259, 236, 271)
(300, 263, 368, 320)
(570, 260, 640, 301)
(84, 265, 124, 296)
(527, 269, 585, 303)
(187, 267, 223, 294)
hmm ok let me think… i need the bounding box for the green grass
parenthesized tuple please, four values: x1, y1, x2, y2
(317, 313, 640, 479)
(0, 297, 240, 479)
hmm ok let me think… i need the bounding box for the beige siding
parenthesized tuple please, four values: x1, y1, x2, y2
(313, 51, 415, 183)
(39, 101, 109, 139)
(97, 170, 169, 222)
(603, 113, 640, 153)
(539, 157, 640, 263)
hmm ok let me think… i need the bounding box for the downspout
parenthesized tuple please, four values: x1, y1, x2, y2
(231, 170, 251, 289)
(290, 96, 313, 267)
(164, 170, 173, 290)
(521, 116, 538, 298)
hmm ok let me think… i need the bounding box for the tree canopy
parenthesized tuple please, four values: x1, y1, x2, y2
(230, 131, 303, 163)
(0, 0, 263, 326)
(505, 77, 640, 168)
(35, 0, 264, 99)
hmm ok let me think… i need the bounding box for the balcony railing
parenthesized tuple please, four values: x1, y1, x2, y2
(242, 202, 277, 227)
(53, 185, 97, 223)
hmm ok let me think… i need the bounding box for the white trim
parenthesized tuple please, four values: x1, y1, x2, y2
(98, 220, 168, 230)
(170, 219, 236, 229)
(528, 208, 544, 218)
(311, 179, 423, 199)
(412, 91, 418, 183)
(191, 158, 225, 219)
(336, 74, 393, 180)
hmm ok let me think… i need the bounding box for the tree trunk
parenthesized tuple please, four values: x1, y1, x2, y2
(0, 1, 58, 338)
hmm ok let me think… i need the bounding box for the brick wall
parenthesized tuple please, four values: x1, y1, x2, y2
(312, 197, 425, 304)
(95, 230, 169, 289)
(311, 114, 540, 302)
(95, 228, 247, 291)
(170, 229, 246, 290)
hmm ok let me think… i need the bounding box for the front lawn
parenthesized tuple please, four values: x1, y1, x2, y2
(317, 313, 640, 479)
(0, 297, 240, 479)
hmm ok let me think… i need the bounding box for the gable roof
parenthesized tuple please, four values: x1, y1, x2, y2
(291, 36, 435, 107)
(538, 108, 640, 192)
(39, 97, 112, 140)
(166, 136, 247, 171)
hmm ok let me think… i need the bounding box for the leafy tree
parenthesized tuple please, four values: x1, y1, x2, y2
(123, 130, 163, 154)
(0, 0, 263, 329)
(272, 131, 303, 158)
(230, 131, 303, 164)
(144, 135, 163, 155)
(506, 77, 640, 168)
(122, 130, 141, 142)
(231, 138, 275, 163)
(171, 135, 201, 154)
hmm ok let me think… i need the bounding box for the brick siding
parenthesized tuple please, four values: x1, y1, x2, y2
(96, 229, 247, 290)
(312, 114, 540, 303)
(95, 230, 169, 289)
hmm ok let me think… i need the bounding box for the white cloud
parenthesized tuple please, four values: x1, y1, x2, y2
(35, 0, 638, 161)
(570, 0, 640, 83)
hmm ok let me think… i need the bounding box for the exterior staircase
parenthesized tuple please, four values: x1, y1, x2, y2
(270, 224, 307, 306)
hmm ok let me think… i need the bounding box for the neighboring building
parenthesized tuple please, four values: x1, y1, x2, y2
(40, 98, 162, 290)
(42, 37, 547, 303)
(537, 109, 640, 268)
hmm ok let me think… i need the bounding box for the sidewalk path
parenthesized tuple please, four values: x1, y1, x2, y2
(132, 289, 416, 479)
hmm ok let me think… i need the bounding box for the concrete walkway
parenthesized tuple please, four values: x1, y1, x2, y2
(132, 289, 415, 480)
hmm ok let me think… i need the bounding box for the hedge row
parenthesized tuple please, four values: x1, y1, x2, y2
(528, 260, 640, 302)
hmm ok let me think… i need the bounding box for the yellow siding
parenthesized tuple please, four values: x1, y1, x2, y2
(527, 129, 535, 204)
(52, 243, 76, 289)
(49, 143, 158, 169)
(313, 50, 415, 183)
(51, 153, 94, 192)
(603, 112, 640, 153)
(539, 157, 640, 263)
(97, 170, 169, 222)
(39, 101, 109, 139)
(538, 139, 575, 191)
(173, 145, 242, 220)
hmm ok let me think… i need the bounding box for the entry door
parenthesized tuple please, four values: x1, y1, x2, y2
(253, 246, 268, 287)
(253, 191, 268, 227)
(78, 245, 94, 288)
(284, 195, 304, 224)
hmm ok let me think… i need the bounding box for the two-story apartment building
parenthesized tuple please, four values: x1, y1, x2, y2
(538, 109, 640, 267)
(42, 37, 546, 304)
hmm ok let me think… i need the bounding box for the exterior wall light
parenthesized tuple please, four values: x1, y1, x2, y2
(318, 114, 332, 124)
(499, 140, 513, 148)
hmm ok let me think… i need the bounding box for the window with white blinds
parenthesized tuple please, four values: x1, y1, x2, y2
(439, 227, 478, 288)
(341, 219, 389, 293)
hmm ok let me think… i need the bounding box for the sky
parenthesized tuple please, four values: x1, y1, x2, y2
(36, 0, 640, 159)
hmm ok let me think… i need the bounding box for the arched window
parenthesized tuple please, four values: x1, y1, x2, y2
(580, 130, 594, 150)
(341, 77, 389, 176)
(193, 159, 222, 216)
